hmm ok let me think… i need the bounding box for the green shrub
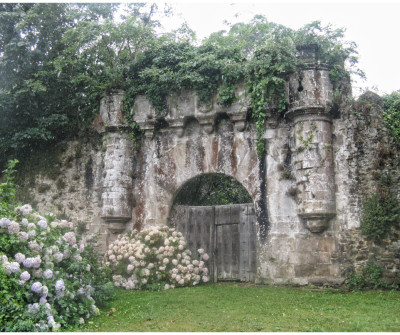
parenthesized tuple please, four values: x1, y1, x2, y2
(0, 205, 114, 331)
(383, 91, 400, 140)
(360, 193, 400, 242)
(347, 272, 366, 291)
(347, 263, 390, 291)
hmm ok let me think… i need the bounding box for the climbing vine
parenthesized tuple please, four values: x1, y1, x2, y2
(0, 4, 363, 165)
(121, 20, 363, 156)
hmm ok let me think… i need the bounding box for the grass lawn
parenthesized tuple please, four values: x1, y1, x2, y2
(74, 283, 400, 332)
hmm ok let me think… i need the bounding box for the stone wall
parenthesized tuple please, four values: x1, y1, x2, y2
(13, 51, 399, 286)
(15, 134, 109, 250)
(334, 92, 400, 283)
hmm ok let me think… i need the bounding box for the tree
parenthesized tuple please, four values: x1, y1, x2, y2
(0, 3, 166, 169)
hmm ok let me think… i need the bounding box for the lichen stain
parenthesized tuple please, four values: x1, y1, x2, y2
(134, 180, 145, 231)
(133, 149, 147, 230)
(199, 142, 206, 172)
(211, 137, 219, 171)
(155, 140, 177, 193)
(231, 140, 238, 176)
(313, 71, 322, 101)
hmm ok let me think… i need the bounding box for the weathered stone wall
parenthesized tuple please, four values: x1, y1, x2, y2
(14, 50, 399, 286)
(15, 136, 108, 249)
(131, 85, 261, 230)
(334, 92, 400, 283)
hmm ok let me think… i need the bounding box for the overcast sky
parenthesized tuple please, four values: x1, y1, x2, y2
(161, 1, 400, 97)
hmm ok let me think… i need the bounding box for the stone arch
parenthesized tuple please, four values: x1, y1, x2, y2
(168, 172, 257, 282)
(168, 172, 255, 220)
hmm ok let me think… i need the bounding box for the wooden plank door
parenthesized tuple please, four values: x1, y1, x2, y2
(174, 205, 215, 280)
(238, 204, 257, 282)
(215, 205, 240, 281)
(173, 203, 256, 282)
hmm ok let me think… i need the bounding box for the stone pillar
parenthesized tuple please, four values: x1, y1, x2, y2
(100, 92, 133, 234)
(286, 45, 336, 233)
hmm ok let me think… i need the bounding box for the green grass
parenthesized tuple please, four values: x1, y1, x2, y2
(73, 283, 400, 332)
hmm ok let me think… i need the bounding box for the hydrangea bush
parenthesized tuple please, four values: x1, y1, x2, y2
(0, 204, 113, 332)
(104, 225, 210, 290)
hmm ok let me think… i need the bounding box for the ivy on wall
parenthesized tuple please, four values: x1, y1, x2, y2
(0, 4, 364, 168)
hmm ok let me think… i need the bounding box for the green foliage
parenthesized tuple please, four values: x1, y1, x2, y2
(0, 3, 165, 168)
(123, 42, 245, 115)
(173, 173, 252, 206)
(360, 192, 400, 242)
(0, 159, 18, 217)
(0, 4, 362, 163)
(246, 41, 296, 155)
(347, 263, 391, 291)
(382, 91, 400, 140)
(0, 204, 114, 331)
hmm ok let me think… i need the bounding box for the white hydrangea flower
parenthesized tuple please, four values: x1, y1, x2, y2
(0, 218, 11, 228)
(31, 282, 43, 293)
(37, 219, 47, 229)
(32, 255, 41, 268)
(28, 230, 36, 238)
(28, 240, 41, 252)
(18, 232, 29, 242)
(14, 253, 26, 263)
(50, 221, 59, 228)
(20, 271, 31, 281)
(53, 252, 63, 263)
(28, 303, 40, 314)
(1, 255, 8, 265)
(27, 222, 36, 230)
(55, 279, 65, 291)
(63, 232, 76, 246)
(33, 268, 43, 278)
(6, 261, 20, 274)
(19, 204, 33, 215)
(8, 221, 20, 234)
(23, 257, 34, 268)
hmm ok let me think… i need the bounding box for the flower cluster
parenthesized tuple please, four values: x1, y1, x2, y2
(104, 225, 210, 290)
(0, 204, 103, 332)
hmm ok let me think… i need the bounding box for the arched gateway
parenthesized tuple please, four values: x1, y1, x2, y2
(169, 174, 257, 282)
(99, 46, 344, 285)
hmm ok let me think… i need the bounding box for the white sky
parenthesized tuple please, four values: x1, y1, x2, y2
(160, 0, 400, 96)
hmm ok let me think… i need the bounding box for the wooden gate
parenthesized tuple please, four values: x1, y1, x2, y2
(172, 204, 256, 282)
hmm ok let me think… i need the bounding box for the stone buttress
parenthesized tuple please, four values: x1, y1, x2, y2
(286, 46, 336, 233)
(99, 92, 134, 239)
